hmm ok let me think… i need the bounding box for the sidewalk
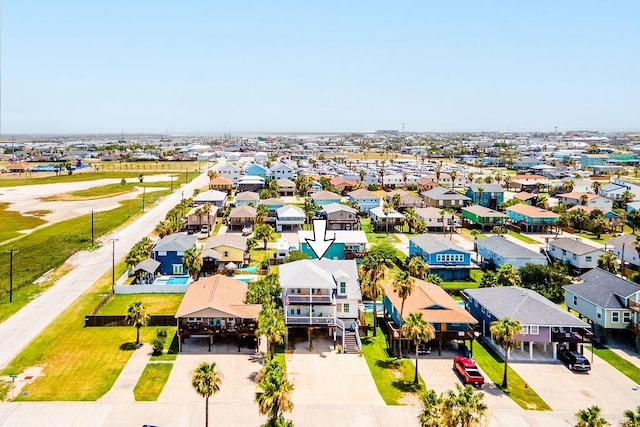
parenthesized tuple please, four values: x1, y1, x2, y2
(99, 343, 152, 402)
(608, 345, 640, 369)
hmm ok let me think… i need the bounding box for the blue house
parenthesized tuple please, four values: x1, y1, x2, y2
(465, 183, 504, 210)
(310, 190, 342, 206)
(244, 163, 268, 178)
(346, 188, 381, 213)
(298, 230, 367, 261)
(408, 234, 472, 280)
(152, 234, 198, 275)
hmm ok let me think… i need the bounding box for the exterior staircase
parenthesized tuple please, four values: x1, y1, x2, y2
(343, 331, 360, 354)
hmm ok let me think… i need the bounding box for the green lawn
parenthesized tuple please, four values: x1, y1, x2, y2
(507, 230, 540, 244)
(586, 344, 640, 384)
(274, 344, 286, 367)
(1, 269, 166, 401)
(361, 218, 401, 244)
(42, 182, 141, 201)
(0, 171, 171, 187)
(473, 342, 551, 411)
(573, 231, 612, 244)
(0, 202, 47, 244)
(360, 315, 425, 405)
(98, 294, 184, 315)
(442, 269, 483, 290)
(133, 363, 173, 401)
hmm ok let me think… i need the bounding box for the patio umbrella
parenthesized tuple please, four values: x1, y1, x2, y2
(225, 262, 238, 270)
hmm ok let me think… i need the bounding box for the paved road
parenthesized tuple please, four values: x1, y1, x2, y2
(0, 172, 210, 371)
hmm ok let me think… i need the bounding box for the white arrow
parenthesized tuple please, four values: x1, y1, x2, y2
(306, 219, 335, 260)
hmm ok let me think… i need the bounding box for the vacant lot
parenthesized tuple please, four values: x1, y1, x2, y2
(99, 294, 184, 315)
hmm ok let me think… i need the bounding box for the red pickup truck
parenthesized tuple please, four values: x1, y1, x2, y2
(453, 356, 485, 388)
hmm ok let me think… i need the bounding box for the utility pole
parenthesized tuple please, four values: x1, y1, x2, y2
(7, 249, 18, 303)
(142, 187, 146, 212)
(91, 210, 94, 247)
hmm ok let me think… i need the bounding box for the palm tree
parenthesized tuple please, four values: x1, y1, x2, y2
(402, 312, 435, 384)
(580, 194, 589, 206)
(257, 303, 287, 358)
(490, 317, 522, 389)
(192, 361, 223, 427)
(256, 204, 270, 225)
(393, 270, 415, 358)
(402, 171, 408, 189)
(154, 220, 172, 238)
(418, 389, 443, 427)
(408, 256, 428, 280)
(628, 210, 640, 235)
(622, 190, 635, 206)
(503, 174, 511, 191)
(358, 169, 366, 185)
(379, 168, 386, 190)
(444, 384, 488, 427)
(591, 215, 608, 239)
(435, 164, 442, 184)
(591, 181, 602, 194)
(622, 405, 640, 427)
(574, 405, 609, 427)
(391, 193, 402, 210)
(126, 301, 150, 345)
(495, 264, 521, 287)
(303, 198, 317, 225)
(255, 358, 294, 426)
(404, 207, 417, 233)
(183, 246, 203, 279)
(382, 202, 394, 234)
(359, 253, 388, 337)
(449, 170, 458, 190)
(255, 224, 275, 250)
(476, 186, 485, 207)
(597, 251, 619, 275)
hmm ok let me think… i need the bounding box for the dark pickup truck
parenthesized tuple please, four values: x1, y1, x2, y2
(559, 348, 591, 372)
(453, 356, 485, 388)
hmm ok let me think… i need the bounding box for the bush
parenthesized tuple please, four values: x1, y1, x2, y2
(152, 329, 168, 355)
(367, 184, 379, 191)
(335, 344, 344, 354)
(407, 183, 417, 191)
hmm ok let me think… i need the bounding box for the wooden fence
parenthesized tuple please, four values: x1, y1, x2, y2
(84, 315, 176, 327)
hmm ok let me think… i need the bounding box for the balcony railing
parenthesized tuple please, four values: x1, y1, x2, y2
(345, 250, 367, 259)
(286, 316, 336, 326)
(286, 294, 333, 304)
(551, 327, 593, 343)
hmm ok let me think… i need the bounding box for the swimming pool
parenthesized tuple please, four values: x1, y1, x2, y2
(152, 275, 191, 285)
(236, 265, 259, 273)
(232, 274, 258, 283)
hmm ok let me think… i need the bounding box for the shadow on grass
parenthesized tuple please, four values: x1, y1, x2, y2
(375, 359, 402, 369)
(119, 342, 137, 351)
(391, 379, 422, 393)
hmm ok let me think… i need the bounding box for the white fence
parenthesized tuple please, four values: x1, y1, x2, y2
(114, 284, 188, 294)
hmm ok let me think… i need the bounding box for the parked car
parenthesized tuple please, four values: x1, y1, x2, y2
(417, 342, 431, 355)
(558, 348, 591, 372)
(200, 225, 209, 234)
(453, 356, 484, 387)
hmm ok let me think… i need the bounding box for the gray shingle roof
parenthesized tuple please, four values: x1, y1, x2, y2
(564, 268, 640, 309)
(475, 235, 546, 261)
(204, 234, 248, 251)
(153, 234, 198, 252)
(461, 205, 507, 218)
(409, 234, 470, 255)
(549, 238, 602, 255)
(421, 187, 471, 201)
(464, 287, 589, 327)
(279, 259, 361, 300)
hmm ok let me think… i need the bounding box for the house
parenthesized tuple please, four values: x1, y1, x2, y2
(421, 187, 471, 210)
(513, 156, 542, 170)
(208, 176, 233, 193)
(254, 152, 268, 163)
(416, 178, 439, 192)
(606, 234, 640, 270)
(184, 206, 218, 233)
(601, 178, 640, 203)
(201, 234, 249, 273)
(409, 234, 472, 280)
(464, 287, 591, 361)
(274, 238, 291, 260)
(347, 188, 381, 213)
(227, 205, 257, 231)
(460, 205, 507, 231)
(279, 259, 362, 348)
(382, 173, 420, 189)
(475, 235, 547, 269)
(216, 163, 241, 187)
(386, 189, 424, 210)
(259, 198, 285, 212)
(557, 192, 614, 211)
(310, 190, 342, 206)
(369, 206, 405, 233)
(244, 163, 268, 178)
(414, 207, 454, 233)
(276, 205, 305, 231)
(175, 275, 261, 352)
(512, 192, 538, 205)
(321, 203, 360, 231)
(506, 203, 559, 232)
(383, 278, 478, 356)
(270, 163, 295, 180)
(509, 174, 551, 192)
(277, 178, 296, 197)
(547, 237, 604, 274)
(237, 175, 265, 192)
(298, 230, 367, 261)
(564, 268, 640, 348)
(567, 205, 623, 231)
(235, 191, 260, 206)
(131, 258, 161, 285)
(465, 184, 505, 209)
(152, 234, 198, 275)
(330, 177, 358, 194)
(193, 190, 227, 209)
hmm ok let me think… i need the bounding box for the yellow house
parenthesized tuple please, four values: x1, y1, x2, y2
(202, 234, 249, 273)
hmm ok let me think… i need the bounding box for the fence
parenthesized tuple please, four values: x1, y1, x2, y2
(114, 284, 188, 294)
(84, 315, 176, 327)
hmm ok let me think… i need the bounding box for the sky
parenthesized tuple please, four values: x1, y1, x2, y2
(1, 1, 639, 135)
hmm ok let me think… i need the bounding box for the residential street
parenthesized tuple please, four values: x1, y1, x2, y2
(0, 171, 210, 371)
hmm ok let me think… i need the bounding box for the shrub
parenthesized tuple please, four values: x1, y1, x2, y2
(367, 184, 379, 191)
(152, 337, 165, 356)
(335, 344, 343, 354)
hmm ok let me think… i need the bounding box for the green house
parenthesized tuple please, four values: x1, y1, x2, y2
(461, 205, 507, 231)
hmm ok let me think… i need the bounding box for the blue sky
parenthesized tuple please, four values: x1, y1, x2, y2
(2, 1, 639, 134)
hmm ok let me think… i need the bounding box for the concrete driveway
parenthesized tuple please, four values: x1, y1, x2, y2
(511, 355, 640, 425)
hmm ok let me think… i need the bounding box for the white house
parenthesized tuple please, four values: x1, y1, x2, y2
(606, 234, 640, 269)
(556, 192, 613, 211)
(547, 237, 604, 273)
(270, 163, 295, 180)
(216, 163, 241, 187)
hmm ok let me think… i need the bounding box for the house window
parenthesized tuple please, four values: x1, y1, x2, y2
(562, 249, 567, 256)
(340, 282, 346, 294)
(173, 264, 184, 274)
(623, 312, 631, 323)
(573, 295, 578, 306)
(157, 251, 167, 256)
(612, 312, 620, 323)
(177, 251, 185, 256)
(530, 326, 539, 335)
(337, 304, 343, 312)
(223, 251, 229, 257)
(521, 326, 529, 334)
(187, 317, 203, 323)
(585, 256, 592, 262)
(343, 303, 350, 313)
(290, 308, 295, 315)
(596, 308, 602, 320)
(573, 254, 577, 260)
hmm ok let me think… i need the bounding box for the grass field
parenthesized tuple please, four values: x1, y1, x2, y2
(442, 269, 484, 290)
(507, 230, 540, 244)
(98, 294, 184, 315)
(586, 344, 640, 385)
(360, 314, 425, 405)
(1, 269, 167, 401)
(42, 182, 139, 201)
(0, 171, 171, 187)
(0, 202, 47, 243)
(473, 342, 551, 411)
(133, 363, 173, 401)
(361, 218, 401, 244)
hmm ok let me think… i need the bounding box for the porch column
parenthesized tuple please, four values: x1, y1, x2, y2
(529, 342, 534, 360)
(552, 342, 558, 360)
(578, 343, 583, 354)
(520, 341, 524, 352)
(543, 342, 547, 353)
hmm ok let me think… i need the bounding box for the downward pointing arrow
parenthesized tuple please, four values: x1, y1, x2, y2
(306, 219, 335, 260)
